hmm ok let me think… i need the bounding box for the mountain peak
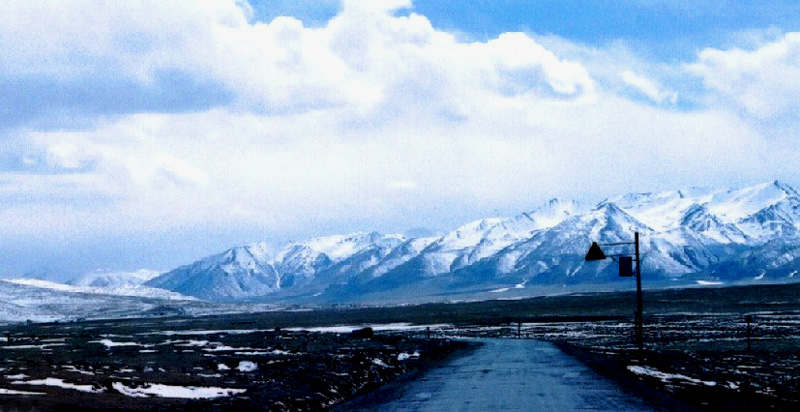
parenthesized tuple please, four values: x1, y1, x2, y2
(773, 180, 798, 197)
(517, 198, 587, 230)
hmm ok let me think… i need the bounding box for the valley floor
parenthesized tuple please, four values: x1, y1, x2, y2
(2, 282, 799, 411)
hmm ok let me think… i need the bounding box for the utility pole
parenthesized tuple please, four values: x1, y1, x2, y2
(586, 231, 645, 354)
(634, 232, 643, 353)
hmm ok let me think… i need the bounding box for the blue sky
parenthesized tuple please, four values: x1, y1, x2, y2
(250, 1, 800, 58)
(1, 0, 800, 279)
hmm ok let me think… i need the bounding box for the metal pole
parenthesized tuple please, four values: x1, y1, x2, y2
(634, 231, 643, 353)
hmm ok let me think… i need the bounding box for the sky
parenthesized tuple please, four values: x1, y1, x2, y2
(2, 0, 800, 279)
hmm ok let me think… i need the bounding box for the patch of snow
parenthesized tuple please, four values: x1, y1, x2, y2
(173, 340, 210, 347)
(236, 361, 258, 372)
(267, 349, 296, 356)
(217, 364, 230, 371)
(202, 345, 259, 352)
(62, 365, 94, 375)
(696, 280, 724, 286)
(5, 374, 29, 380)
(372, 358, 388, 367)
(91, 339, 142, 348)
(284, 323, 450, 333)
(1, 344, 65, 350)
(112, 382, 246, 399)
(13, 377, 102, 393)
(397, 351, 420, 361)
(0, 388, 44, 395)
(141, 329, 261, 336)
(627, 365, 716, 387)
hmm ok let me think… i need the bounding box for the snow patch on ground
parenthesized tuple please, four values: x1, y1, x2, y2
(285, 323, 450, 333)
(0, 388, 44, 395)
(13, 377, 102, 393)
(236, 361, 258, 372)
(142, 329, 261, 336)
(62, 365, 95, 375)
(112, 382, 246, 399)
(91, 339, 143, 348)
(627, 365, 717, 387)
(397, 351, 420, 361)
(1, 343, 66, 350)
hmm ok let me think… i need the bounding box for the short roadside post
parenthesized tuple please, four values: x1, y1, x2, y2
(745, 315, 753, 352)
(585, 232, 644, 353)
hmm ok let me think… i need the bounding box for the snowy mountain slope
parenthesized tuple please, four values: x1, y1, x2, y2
(4, 278, 195, 301)
(274, 232, 404, 289)
(384, 199, 588, 279)
(736, 195, 800, 241)
(608, 180, 800, 242)
(146, 243, 281, 301)
(706, 181, 794, 224)
(710, 236, 800, 281)
(0, 280, 218, 323)
(603, 189, 711, 231)
(143, 181, 800, 303)
(283, 234, 410, 297)
(144, 232, 411, 301)
(678, 204, 749, 244)
(67, 269, 161, 288)
(449, 203, 655, 285)
(367, 236, 439, 278)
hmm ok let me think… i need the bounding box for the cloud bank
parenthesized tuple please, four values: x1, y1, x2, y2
(1, 0, 798, 275)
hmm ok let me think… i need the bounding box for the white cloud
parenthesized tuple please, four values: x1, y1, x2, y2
(621, 70, 678, 104)
(687, 32, 800, 120)
(1, 1, 799, 275)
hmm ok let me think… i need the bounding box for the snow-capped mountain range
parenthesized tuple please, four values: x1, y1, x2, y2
(143, 180, 800, 303)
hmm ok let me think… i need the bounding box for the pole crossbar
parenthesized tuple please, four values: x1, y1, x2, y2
(599, 241, 636, 246)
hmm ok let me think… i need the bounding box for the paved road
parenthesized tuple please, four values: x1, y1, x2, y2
(345, 339, 656, 411)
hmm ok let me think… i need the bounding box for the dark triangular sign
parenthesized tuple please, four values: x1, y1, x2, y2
(585, 242, 606, 261)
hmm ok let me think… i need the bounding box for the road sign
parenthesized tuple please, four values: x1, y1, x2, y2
(619, 256, 633, 277)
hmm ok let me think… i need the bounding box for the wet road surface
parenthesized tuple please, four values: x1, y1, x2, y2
(346, 339, 656, 411)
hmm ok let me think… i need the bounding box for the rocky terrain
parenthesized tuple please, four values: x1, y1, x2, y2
(0, 319, 467, 411)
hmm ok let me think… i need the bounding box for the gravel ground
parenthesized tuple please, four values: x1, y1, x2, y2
(0, 322, 468, 411)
